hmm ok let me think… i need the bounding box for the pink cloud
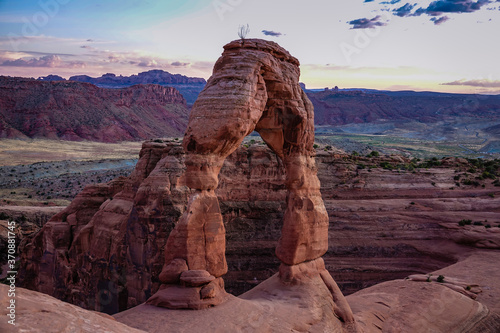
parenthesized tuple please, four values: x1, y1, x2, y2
(1, 54, 62, 67)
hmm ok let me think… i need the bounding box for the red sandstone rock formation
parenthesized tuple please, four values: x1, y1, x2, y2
(18, 139, 500, 314)
(146, 39, 346, 323)
(0, 76, 189, 142)
(0, 284, 146, 333)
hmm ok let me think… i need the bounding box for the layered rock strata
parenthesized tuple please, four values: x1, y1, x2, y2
(18, 140, 500, 313)
(147, 39, 348, 323)
(0, 76, 189, 142)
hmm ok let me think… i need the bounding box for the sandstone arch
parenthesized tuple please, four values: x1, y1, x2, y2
(148, 40, 353, 323)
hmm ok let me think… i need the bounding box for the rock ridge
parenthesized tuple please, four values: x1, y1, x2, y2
(0, 76, 189, 142)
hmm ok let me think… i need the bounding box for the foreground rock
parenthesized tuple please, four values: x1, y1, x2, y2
(115, 251, 500, 332)
(6, 251, 500, 332)
(0, 284, 146, 333)
(347, 250, 500, 332)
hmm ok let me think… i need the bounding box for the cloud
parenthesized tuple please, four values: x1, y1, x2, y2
(431, 15, 451, 24)
(262, 30, 282, 37)
(348, 15, 388, 29)
(138, 58, 159, 67)
(364, 0, 375, 2)
(0, 53, 86, 68)
(171, 61, 190, 67)
(362, 0, 495, 22)
(393, 3, 416, 16)
(1, 54, 62, 67)
(442, 79, 500, 87)
(108, 54, 121, 63)
(425, 0, 492, 16)
(412, 7, 427, 16)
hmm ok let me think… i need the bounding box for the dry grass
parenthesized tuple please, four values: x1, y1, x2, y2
(0, 139, 143, 166)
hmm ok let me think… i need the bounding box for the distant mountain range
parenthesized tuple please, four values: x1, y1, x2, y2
(38, 70, 206, 104)
(309, 89, 500, 127)
(4, 72, 500, 150)
(0, 76, 190, 142)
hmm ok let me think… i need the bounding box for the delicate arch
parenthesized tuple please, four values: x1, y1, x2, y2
(149, 39, 330, 310)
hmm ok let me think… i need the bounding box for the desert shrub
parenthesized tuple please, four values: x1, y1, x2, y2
(463, 179, 480, 186)
(410, 202, 415, 205)
(459, 219, 472, 226)
(454, 175, 460, 181)
(489, 193, 495, 198)
(405, 163, 416, 171)
(486, 224, 492, 228)
(473, 221, 484, 226)
(437, 275, 445, 283)
(238, 23, 250, 40)
(368, 151, 379, 157)
(380, 162, 394, 170)
(352, 151, 359, 156)
(313, 144, 319, 149)
(250, 139, 256, 145)
(325, 145, 332, 150)
(0, 212, 10, 220)
(419, 158, 442, 168)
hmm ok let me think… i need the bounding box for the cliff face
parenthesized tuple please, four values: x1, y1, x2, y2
(0, 76, 189, 142)
(308, 90, 500, 127)
(18, 141, 500, 313)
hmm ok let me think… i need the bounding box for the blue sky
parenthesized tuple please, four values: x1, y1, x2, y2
(1, 0, 499, 93)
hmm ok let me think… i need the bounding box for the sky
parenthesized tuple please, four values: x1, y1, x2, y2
(0, 0, 499, 94)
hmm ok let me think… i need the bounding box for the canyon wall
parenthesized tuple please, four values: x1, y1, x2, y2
(18, 141, 500, 313)
(0, 76, 189, 142)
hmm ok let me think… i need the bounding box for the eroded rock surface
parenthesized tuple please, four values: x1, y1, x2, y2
(149, 39, 341, 318)
(0, 76, 189, 142)
(18, 140, 500, 313)
(0, 284, 145, 333)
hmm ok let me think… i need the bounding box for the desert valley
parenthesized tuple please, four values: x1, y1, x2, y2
(1, 0, 500, 332)
(1, 43, 500, 332)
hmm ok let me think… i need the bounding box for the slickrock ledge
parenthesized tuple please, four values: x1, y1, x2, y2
(0, 284, 146, 333)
